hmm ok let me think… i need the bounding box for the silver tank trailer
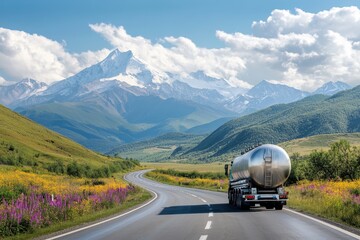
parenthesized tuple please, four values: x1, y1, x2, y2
(230, 144, 291, 188)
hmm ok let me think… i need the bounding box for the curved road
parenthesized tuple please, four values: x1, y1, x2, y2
(48, 170, 360, 240)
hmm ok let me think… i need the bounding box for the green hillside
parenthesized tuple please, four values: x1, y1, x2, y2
(0, 104, 130, 169)
(187, 85, 360, 159)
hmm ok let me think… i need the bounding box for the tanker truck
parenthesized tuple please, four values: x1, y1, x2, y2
(225, 144, 291, 210)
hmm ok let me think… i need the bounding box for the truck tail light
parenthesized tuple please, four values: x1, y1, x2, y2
(245, 195, 255, 200)
(279, 194, 288, 199)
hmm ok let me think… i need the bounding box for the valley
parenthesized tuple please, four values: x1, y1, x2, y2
(0, 49, 354, 154)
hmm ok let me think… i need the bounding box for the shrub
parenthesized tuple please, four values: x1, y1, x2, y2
(66, 161, 84, 177)
(308, 140, 360, 180)
(47, 160, 66, 174)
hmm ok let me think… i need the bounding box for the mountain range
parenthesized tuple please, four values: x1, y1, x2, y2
(0, 49, 354, 152)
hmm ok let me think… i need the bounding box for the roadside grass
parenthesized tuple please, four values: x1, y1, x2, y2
(0, 169, 151, 239)
(145, 170, 228, 192)
(142, 162, 226, 173)
(5, 188, 151, 240)
(287, 180, 360, 229)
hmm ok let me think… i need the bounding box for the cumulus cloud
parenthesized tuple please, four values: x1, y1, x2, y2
(91, 7, 360, 91)
(246, 6, 360, 90)
(0, 28, 110, 84)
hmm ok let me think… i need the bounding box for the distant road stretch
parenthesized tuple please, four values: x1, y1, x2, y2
(48, 170, 360, 240)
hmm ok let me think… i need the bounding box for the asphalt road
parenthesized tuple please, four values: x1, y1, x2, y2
(48, 170, 360, 240)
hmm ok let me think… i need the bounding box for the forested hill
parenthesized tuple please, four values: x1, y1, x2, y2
(188, 85, 360, 158)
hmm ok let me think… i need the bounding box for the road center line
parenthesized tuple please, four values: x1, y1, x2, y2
(284, 208, 360, 240)
(209, 212, 213, 217)
(199, 235, 208, 240)
(205, 221, 212, 230)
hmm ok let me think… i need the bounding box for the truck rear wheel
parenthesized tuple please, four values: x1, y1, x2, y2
(236, 193, 250, 210)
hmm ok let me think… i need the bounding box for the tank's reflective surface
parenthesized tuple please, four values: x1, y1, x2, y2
(230, 144, 291, 188)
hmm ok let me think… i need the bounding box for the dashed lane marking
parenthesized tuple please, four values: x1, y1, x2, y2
(199, 235, 208, 240)
(209, 212, 213, 217)
(205, 221, 212, 230)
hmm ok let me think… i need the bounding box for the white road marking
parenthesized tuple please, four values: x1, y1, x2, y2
(46, 173, 158, 240)
(186, 192, 208, 204)
(284, 208, 360, 240)
(205, 221, 212, 230)
(209, 212, 213, 217)
(199, 235, 208, 240)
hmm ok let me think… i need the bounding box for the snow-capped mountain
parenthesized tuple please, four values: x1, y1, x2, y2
(227, 80, 309, 114)
(0, 78, 47, 107)
(313, 81, 351, 95)
(43, 49, 161, 97)
(16, 49, 229, 109)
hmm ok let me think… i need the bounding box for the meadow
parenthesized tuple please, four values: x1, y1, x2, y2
(0, 167, 150, 238)
(287, 180, 360, 228)
(280, 133, 360, 156)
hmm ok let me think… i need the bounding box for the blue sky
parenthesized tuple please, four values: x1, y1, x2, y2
(1, 0, 360, 52)
(1, 0, 360, 90)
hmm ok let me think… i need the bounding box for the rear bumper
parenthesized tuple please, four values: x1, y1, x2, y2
(244, 194, 287, 204)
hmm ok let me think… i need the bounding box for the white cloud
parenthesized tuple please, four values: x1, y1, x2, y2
(220, 6, 360, 91)
(0, 28, 110, 84)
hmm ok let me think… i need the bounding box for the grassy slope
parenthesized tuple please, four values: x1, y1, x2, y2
(280, 132, 360, 156)
(0, 104, 113, 167)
